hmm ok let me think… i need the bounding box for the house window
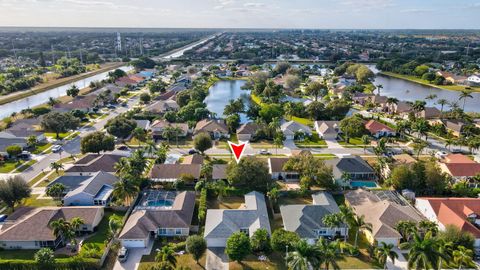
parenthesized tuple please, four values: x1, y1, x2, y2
(175, 228, 182, 235)
(314, 229, 327, 236)
(159, 228, 167, 235)
(240, 228, 249, 235)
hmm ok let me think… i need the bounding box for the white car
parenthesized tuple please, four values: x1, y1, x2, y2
(51, 145, 62, 153)
(259, 149, 271, 155)
(435, 151, 447, 159)
(118, 247, 129, 262)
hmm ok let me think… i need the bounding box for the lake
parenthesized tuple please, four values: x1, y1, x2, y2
(205, 80, 251, 123)
(370, 66, 480, 113)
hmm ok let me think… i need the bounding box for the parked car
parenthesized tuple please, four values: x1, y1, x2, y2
(17, 151, 31, 160)
(0, 215, 8, 222)
(116, 145, 131, 151)
(107, 105, 116, 110)
(435, 151, 448, 159)
(118, 247, 129, 262)
(188, 149, 198, 155)
(259, 149, 271, 155)
(51, 145, 62, 153)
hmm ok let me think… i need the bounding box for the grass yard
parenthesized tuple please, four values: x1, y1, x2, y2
(80, 210, 126, 256)
(138, 240, 206, 270)
(29, 171, 48, 187)
(289, 116, 313, 126)
(32, 142, 52, 154)
(207, 196, 245, 210)
(338, 137, 364, 147)
(0, 249, 69, 260)
(230, 253, 287, 270)
(312, 154, 337, 159)
(250, 140, 277, 149)
(0, 160, 25, 173)
(15, 159, 37, 172)
(295, 132, 327, 148)
(22, 194, 58, 208)
(278, 195, 313, 206)
(44, 132, 71, 140)
(38, 170, 65, 187)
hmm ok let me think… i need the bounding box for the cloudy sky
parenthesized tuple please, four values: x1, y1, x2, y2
(0, 0, 479, 29)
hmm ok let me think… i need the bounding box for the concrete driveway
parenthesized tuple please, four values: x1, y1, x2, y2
(113, 240, 154, 270)
(324, 139, 343, 149)
(206, 248, 229, 270)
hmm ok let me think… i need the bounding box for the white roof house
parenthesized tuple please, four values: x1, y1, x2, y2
(281, 121, 312, 140)
(204, 191, 271, 247)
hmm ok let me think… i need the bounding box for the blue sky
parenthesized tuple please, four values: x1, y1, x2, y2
(0, 0, 479, 29)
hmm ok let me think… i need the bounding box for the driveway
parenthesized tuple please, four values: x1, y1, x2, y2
(206, 248, 229, 270)
(113, 240, 154, 270)
(283, 139, 298, 150)
(324, 139, 343, 149)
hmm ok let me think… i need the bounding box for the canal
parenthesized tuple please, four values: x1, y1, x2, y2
(204, 80, 251, 123)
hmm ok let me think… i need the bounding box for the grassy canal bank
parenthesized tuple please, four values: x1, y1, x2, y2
(380, 71, 480, 92)
(0, 62, 126, 106)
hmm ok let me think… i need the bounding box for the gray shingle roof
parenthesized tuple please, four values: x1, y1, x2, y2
(65, 154, 126, 173)
(64, 171, 118, 198)
(325, 156, 374, 179)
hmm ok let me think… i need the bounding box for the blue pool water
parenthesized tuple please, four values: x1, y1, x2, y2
(146, 199, 173, 207)
(350, 181, 378, 188)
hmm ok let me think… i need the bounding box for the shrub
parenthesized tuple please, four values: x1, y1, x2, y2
(198, 188, 207, 225)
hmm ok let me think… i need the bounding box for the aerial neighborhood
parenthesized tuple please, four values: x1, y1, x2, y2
(0, 28, 479, 270)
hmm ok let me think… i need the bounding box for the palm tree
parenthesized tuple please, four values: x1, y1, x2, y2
(317, 238, 344, 270)
(129, 149, 147, 176)
(155, 143, 169, 164)
(375, 242, 399, 270)
(418, 220, 438, 236)
(339, 205, 354, 242)
(350, 215, 372, 247)
(396, 220, 417, 242)
(425, 94, 437, 102)
(267, 187, 280, 211)
(400, 232, 447, 270)
(113, 178, 138, 205)
(69, 217, 84, 245)
(458, 90, 473, 111)
(376, 84, 383, 95)
(155, 245, 177, 269)
(50, 218, 71, 245)
(286, 239, 323, 270)
(453, 246, 474, 270)
(144, 140, 158, 157)
(361, 135, 371, 153)
(437, 99, 448, 118)
(50, 162, 64, 175)
(114, 157, 131, 178)
(386, 97, 398, 114)
(273, 132, 284, 155)
(437, 239, 453, 269)
(412, 100, 426, 117)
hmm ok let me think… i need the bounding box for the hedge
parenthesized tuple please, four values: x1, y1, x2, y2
(198, 188, 207, 225)
(0, 258, 99, 270)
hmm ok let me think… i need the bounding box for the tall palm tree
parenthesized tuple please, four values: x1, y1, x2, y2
(339, 205, 354, 242)
(350, 215, 372, 247)
(49, 162, 64, 174)
(412, 100, 426, 117)
(70, 217, 84, 233)
(114, 157, 131, 178)
(361, 135, 371, 153)
(458, 90, 473, 111)
(376, 84, 383, 95)
(317, 238, 344, 270)
(286, 240, 323, 270)
(143, 140, 158, 157)
(396, 220, 417, 242)
(129, 149, 147, 176)
(50, 218, 71, 245)
(418, 220, 438, 236)
(375, 242, 399, 270)
(437, 239, 453, 269)
(386, 97, 398, 114)
(113, 178, 138, 206)
(437, 99, 448, 118)
(453, 246, 474, 270)
(400, 232, 447, 270)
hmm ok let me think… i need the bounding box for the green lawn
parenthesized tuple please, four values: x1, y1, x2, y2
(80, 210, 126, 256)
(0, 160, 25, 173)
(29, 172, 47, 187)
(22, 194, 58, 208)
(295, 132, 327, 148)
(32, 142, 52, 154)
(44, 132, 71, 140)
(0, 249, 69, 260)
(289, 116, 313, 126)
(15, 159, 37, 172)
(338, 137, 364, 147)
(139, 240, 206, 270)
(230, 252, 287, 270)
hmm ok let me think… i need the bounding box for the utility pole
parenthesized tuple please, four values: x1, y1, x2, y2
(11, 41, 17, 59)
(51, 45, 55, 64)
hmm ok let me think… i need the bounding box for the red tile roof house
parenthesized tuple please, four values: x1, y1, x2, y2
(0, 206, 104, 249)
(365, 120, 396, 139)
(438, 154, 480, 187)
(415, 197, 480, 247)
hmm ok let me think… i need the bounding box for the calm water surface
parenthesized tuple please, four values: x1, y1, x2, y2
(205, 80, 251, 123)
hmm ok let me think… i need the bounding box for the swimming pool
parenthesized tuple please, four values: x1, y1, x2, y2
(350, 181, 378, 188)
(145, 199, 174, 207)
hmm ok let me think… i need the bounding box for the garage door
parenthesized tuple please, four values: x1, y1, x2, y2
(121, 239, 147, 248)
(206, 238, 227, 247)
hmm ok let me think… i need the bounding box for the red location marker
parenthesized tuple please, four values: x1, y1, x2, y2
(228, 141, 248, 163)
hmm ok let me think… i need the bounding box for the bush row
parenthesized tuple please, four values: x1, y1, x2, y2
(198, 188, 207, 225)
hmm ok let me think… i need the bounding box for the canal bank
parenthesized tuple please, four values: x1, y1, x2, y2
(379, 71, 480, 92)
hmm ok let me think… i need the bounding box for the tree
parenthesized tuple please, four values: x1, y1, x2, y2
(306, 101, 325, 120)
(349, 215, 372, 247)
(81, 131, 115, 154)
(259, 104, 283, 123)
(453, 246, 474, 270)
(108, 69, 127, 82)
(132, 127, 147, 143)
(46, 183, 66, 202)
(50, 161, 64, 174)
(0, 176, 31, 211)
(339, 116, 367, 143)
(105, 116, 137, 139)
(27, 135, 38, 149)
(361, 135, 371, 153)
(271, 229, 300, 253)
(375, 242, 398, 270)
(223, 99, 245, 116)
(317, 238, 344, 270)
(66, 85, 80, 98)
(459, 90, 473, 111)
(226, 114, 241, 133)
(438, 225, 475, 251)
(155, 245, 177, 269)
(6, 145, 22, 158)
(226, 157, 272, 192)
(41, 111, 79, 139)
(186, 235, 207, 265)
(113, 178, 138, 206)
(284, 74, 301, 91)
(226, 232, 251, 263)
(273, 132, 285, 155)
(437, 99, 448, 118)
(250, 228, 271, 254)
(400, 232, 447, 270)
(283, 154, 335, 190)
(34, 248, 55, 268)
(193, 132, 212, 154)
(155, 143, 169, 164)
(286, 239, 323, 270)
(148, 80, 166, 94)
(396, 220, 417, 242)
(139, 93, 151, 104)
(305, 81, 327, 101)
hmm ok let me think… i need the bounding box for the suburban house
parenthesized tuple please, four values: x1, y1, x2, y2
(181, 154, 204, 165)
(345, 189, 424, 246)
(314, 121, 340, 140)
(443, 119, 466, 137)
(194, 119, 229, 139)
(280, 192, 347, 244)
(0, 206, 104, 250)
(0, 120, 46, 142)
(365, 120, 396, 138)
(268, 158, 299, 182)
(149, 120, 189, 140)
(467, 74, 480, 86)
(149, 164, 201, 182)
(65, 153, 127, 176)
(212, 164, 228, 181)
(281, 121, 312, 140)
(204, 191, 271, 247)
(47, 171, 119, 206)
(146, 99, 180, 114)
(415, 197, 480, 247)
(0, 138, 27, 157)
(134, 119, 151, 130)
(325, 156, 377, 186)
(438, 156, 480, 186)
(53, 95, 100, 113)
(418, 107, 441, 119)
(382, 154, 417, 178)
(236, 122, 259, 141)
(119, 191, 195, 248)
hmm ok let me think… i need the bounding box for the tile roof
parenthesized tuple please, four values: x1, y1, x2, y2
(236, 122, 259, 135)
(64, 171, 118, 199)
(182, 154, 204, 165)
(325, 156, 375, 179)
(65, 154, 126, 173)
(443, 163, 480, 177)
(194, 119, 228, 134)
(281, 121, 312, 136)
(365, 120, 394, 134)
(212, 164, 228, 180)
(444, 154, 475, 164)
(149, 164, 201, 180)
